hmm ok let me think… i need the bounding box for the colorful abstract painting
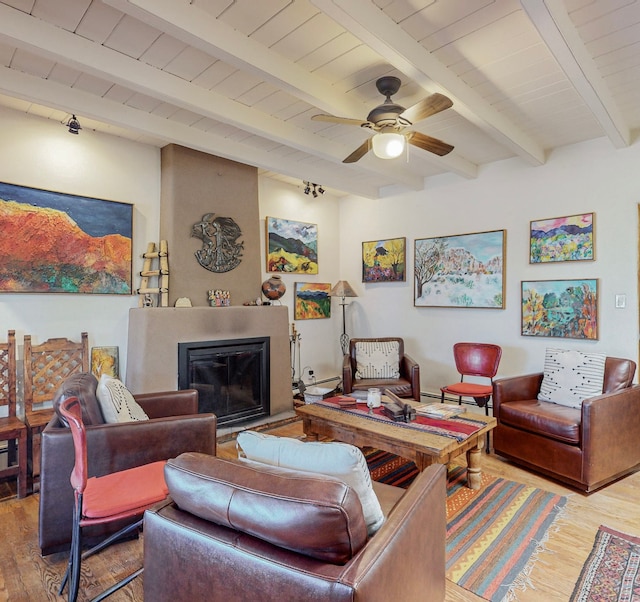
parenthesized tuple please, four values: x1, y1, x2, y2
(0, 181, 132, 294)
(362, 237, 406, 282)
(294, 282, 331, 319)
(522, 279, 598, 339)
(414, 230, 505, 308)
(530, 213, 594, 263)
(266, 217, 318, 274)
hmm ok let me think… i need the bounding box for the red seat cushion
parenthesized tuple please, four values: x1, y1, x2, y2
(441, 382, 492, 397)
(83, 461, 168, 520)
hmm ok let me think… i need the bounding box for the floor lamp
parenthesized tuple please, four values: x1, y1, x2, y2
(330, 280, 358, 355)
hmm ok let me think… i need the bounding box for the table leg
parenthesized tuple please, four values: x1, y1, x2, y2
(466, 444, 482, 490)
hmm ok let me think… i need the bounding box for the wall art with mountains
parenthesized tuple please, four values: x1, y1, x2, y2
(530, 213, 594, 263)
(0, 182, 132, 294)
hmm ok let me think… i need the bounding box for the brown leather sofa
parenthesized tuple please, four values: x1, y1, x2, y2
(493, 357, 640, 492)
(38, 373, 217, 556)
(144, 453, 446, 602)
(343, 337, 421, 400)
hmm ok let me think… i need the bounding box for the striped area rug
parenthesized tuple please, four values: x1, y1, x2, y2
(364, 451, 568, 602)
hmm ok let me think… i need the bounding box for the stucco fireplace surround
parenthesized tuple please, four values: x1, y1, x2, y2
(125, 306, 293, 418)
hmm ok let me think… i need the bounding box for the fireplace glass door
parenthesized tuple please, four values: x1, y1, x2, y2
(178, 337, 270, 426)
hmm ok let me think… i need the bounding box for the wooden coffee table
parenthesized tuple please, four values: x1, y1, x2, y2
(295, 400, 496, 489)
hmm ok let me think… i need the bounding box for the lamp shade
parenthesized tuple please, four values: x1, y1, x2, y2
(330, 280, 358, 298)
(372, 132, 405, 159)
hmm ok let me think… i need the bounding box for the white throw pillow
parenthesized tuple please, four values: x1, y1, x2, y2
(236, 431, 385, 535)
(538, 348, 606, 409)
(96, 374, 149, 423)
(355, 340, 400, 379)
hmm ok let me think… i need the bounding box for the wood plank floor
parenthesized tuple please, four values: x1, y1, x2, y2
(1, 420, 638, 601)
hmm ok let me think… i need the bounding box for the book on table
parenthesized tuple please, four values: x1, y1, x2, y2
(416, 403, 466, 419)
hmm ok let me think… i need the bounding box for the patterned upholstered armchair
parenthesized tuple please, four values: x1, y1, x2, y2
(342, 337, 420, 401)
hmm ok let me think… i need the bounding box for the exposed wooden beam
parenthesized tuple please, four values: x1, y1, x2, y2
(521, 0, 629, 148)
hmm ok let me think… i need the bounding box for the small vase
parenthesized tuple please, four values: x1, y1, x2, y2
(262, 275, 286, 301)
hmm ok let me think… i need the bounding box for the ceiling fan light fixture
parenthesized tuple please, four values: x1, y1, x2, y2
(372, 132, 404, 159)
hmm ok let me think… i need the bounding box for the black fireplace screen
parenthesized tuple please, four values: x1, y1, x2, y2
(178, 337, 270, 427)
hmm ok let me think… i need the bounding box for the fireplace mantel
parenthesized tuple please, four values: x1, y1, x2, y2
(126, 306, 293, 417)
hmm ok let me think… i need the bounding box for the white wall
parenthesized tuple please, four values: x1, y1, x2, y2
(339, 137, 639, 394)
(0, 108, 160, 379)
(258, 177, 343, 386)
(1, 106, 638, 399)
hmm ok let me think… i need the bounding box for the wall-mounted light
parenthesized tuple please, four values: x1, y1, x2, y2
(66, 114, 82, 135)
(303, 182, 324, 197)
(372, 131, 405, 159)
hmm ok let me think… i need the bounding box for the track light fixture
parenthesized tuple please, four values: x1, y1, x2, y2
(66, 114, 82, 135)
(303, 182, 324, 197)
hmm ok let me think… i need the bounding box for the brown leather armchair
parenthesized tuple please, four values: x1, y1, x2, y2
(144, 453, 446, 602)
(39, 373, 217, 556)
(493, 357, 640, 493)
(343, 337, 420, 400)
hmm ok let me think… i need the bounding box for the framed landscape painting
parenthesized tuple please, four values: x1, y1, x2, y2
(294, 282, 331, 319)
(0, 181, 132, 294)
(521, 279, 598, 339)
(530, 212, 594, 263)
(362, 237, 406, 282)
(266, 217, 318, 274)
(414, 230, 505, 308)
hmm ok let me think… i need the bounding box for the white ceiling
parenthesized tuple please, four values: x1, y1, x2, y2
(0, 0, 638, 198)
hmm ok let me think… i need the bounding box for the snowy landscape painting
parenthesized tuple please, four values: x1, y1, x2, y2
(414, 230, 505, 308)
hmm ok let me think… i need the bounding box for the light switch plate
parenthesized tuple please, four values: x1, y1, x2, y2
(615, 294, 626, 309)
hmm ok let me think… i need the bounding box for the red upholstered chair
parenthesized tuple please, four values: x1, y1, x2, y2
(440, 343, 502, 415)
(57, 396, 169, 602)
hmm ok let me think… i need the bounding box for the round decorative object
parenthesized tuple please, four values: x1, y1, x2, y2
(261, 275, 286, 301)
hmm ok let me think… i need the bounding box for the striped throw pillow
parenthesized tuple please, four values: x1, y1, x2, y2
(538, 348, 606, 409)
(355, 341, 400, 379)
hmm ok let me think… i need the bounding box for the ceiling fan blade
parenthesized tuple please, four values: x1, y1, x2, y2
(400, 93, 453, 124)
(343, 138, 373, 163)
(407, 131, 454, 156)
(312, 114, 369, 127)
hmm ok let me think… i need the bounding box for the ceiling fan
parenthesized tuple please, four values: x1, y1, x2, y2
(312, 76, 454, 163)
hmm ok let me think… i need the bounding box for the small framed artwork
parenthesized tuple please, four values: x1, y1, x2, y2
(294, 282, 331, 319)
(266, 217, 318, 274)
(414, 229, 505, 308)
(362, 237, 406, 282)
(521, 279, 598, 339)
(91, 346, 120, 379)
(530, 212, 594, 263)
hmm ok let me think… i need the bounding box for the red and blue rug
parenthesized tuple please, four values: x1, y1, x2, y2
(570, 525, 640, 601)
(364, 450, 568, 602)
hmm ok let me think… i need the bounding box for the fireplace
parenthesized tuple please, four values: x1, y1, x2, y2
(178, 337, 270, 427)
(125, 306, 293, 419)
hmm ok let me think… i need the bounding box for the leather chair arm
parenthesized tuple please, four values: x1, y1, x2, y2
(134, 389, 199, 418)
(39, 413, 216, 555)
(342, 354, 354, 394)
(401, 353, 420, 400)
(341, 464, 446, 601)
(492, 373, 544, 416)
(581, 384, 640, 484)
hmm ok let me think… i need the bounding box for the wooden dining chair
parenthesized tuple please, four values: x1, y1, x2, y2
(24, 332, 89, 484)
(0, 330, 27, 498)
